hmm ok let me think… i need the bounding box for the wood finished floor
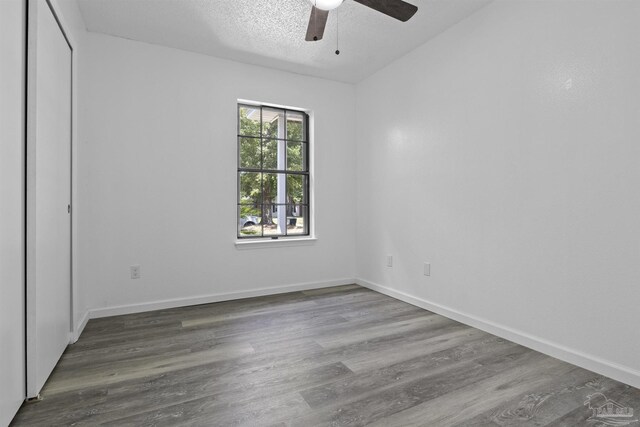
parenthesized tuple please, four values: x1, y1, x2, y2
(11, 284, 640, 426)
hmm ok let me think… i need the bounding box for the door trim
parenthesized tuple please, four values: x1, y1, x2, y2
(25, 0, 78, 398)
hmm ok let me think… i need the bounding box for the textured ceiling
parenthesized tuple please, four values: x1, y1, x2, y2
(77, 0, 493, 83)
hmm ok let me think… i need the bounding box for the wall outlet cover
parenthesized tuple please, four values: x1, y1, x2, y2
(130, 265, 141, 279)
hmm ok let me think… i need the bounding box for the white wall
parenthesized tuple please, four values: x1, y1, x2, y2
(356, 0, 640, 386)
(0, 0, 26, 423)
(78, 33, 356, 314)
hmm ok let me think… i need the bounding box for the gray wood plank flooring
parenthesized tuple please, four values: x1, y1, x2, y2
(11, 285, 640, 426)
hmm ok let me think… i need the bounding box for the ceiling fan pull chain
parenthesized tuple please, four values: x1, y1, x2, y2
(313, 0, 319, 41)
(335, 7, 340, 55)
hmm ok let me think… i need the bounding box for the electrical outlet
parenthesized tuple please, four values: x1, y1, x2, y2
(423, 262, 431, 276)
(387, 255, 393, 267)
(130, 265, 141, 279)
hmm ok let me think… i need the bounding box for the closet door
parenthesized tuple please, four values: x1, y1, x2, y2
(26, 0, 72, 397)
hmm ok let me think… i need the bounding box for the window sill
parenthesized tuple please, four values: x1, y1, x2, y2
(235, 236, 317, 250)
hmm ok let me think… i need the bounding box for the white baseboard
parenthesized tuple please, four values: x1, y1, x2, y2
(356, 278, 640, 390)
(89, 278, 356, 319)
(70, 310, 89, 344)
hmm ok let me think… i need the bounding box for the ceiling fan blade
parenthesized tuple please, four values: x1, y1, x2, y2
(305, 6, 330, 41)
(352, 0, 418, 22)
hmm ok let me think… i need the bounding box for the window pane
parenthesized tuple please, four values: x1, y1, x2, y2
(239, 137, 261, 169)
(262, 204, 286, 237)
(287, 174, 307, 204)
(262, 108, 285, 139)
(239, 172, 261, 204)
(262, 139, 278, 170)
(286, 111, 305, 141)
(262, 173, 287, 204)
(238, 205, 262, 237)
(287, 205, 308, 236)
(239, 105, 261, 136)
(286, 141, 306, 171)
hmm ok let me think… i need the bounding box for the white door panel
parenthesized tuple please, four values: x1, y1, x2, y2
(27, 0, 72, 397)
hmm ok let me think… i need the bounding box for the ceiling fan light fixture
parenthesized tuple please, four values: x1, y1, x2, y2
(309, 0, 344, 11)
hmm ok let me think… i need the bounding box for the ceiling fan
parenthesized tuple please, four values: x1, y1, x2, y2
(305, 0, 418, 42)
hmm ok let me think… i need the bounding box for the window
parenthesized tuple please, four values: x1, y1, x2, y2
(237, 103, 310, 239)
